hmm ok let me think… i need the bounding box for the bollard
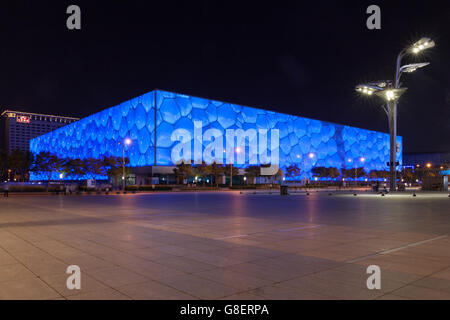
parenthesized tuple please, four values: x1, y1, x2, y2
(306, 192, 310, 196)
(328, 193, 332, 196)
(353, 193, 357, 196)
(381, 193, 385, 196)
(413, 193, 416, 197)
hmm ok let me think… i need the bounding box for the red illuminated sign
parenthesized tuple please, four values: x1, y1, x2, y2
(16, 116, 30, 123)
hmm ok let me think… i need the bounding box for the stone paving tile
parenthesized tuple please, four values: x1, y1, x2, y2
(66, 287, 131, 300)
(158, 273, 239, 299)
(14, 256, 68, 277)
(283, 275, 384, 300)
(429, 267, 450, 281)
(249, 284, 336, 300)
(391, 285, 450, 300)
(0, 263, 36, 283)
(187, 250, 251, 267)
(193, 268, 272, 291)
(334, 263, 423, 284)
(86, 266, 149, 287)
(0, 249, 17, 266)
(40, 273, 112, 297)
(126, 247, 178, 262)
(309, 269, 405, 293)
(376, 294, 411, 300)
(227, 262, 317, 282)
(220, 292, 268, 300)
(120, 259, 186, 280)
(156, 256, 217, 274)
(60, 253, 115, 271)
(355, 256, 447, 276)
(0, 277, 61, 300)
(117, 280, 197, 299)
(411, 276, 450, 293)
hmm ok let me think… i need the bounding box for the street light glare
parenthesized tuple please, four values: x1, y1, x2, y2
(385, 90, 395, 101)
(411, 37, 435, 54)
(124, 138, 132, 145)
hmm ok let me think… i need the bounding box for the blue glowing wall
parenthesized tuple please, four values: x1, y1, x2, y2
(30, 90, 402, 179)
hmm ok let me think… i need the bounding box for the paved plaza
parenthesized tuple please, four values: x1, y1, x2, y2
(0, 191, 450, 300)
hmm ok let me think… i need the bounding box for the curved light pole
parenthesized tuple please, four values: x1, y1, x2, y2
(356, 37, 434, 191)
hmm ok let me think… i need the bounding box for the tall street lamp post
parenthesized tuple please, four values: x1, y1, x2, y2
(355, 37, 434, 191)
(122, 138, 132, 191)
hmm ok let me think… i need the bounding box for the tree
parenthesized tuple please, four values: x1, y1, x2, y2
(341, 168, 366, 179)
(285, 164, 301, 179)
(0, 149, 9, 181)
(401, 167, 415, 183)
(208, 162, 225, 187)
(7, 149, 34, 182)
(311, 166, 328, 178)
(173, 162, 193, 185)
(192, 162, 210, 184)
(311, 166, 340, 180)
(224, 164, 239, 182)
(327, 167, 340, 179)
(275, 168, 284, 179)
(63, 158, 85, 181)
(101, 156, 126, 184)
(32, 152, 63, 191)
(244, 165, 260, 178)
(355, 167, 366, 179)
(82, 158, 104, 185)
(369, 170, 389, 180)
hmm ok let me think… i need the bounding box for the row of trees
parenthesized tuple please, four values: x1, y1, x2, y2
(1, 148, 441, 186)
(33, 152, 128, 185)
(0, 149, 128, 188)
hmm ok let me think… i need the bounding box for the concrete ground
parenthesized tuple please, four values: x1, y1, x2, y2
(0, 191, 449, 300)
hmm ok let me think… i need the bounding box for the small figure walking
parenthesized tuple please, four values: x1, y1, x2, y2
(4, 183, 9, 197)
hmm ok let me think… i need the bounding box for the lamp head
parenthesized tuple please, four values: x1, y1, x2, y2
(355, 81, 391, 96)
(374, 87, 407, 102)
(411, 37, 435, 54)
(400, 62, 430, 74)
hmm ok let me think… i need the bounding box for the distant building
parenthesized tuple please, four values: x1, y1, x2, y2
(1, 110, 79, 154)
(403, 152, 450, 168)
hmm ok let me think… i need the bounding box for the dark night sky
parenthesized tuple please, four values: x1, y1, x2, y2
(0, 0, 449, 153)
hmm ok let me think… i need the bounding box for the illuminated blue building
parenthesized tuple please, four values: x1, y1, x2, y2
(30, 89, 402, 181)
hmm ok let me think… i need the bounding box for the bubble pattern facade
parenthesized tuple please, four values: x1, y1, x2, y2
(30, 90, 402, 179)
